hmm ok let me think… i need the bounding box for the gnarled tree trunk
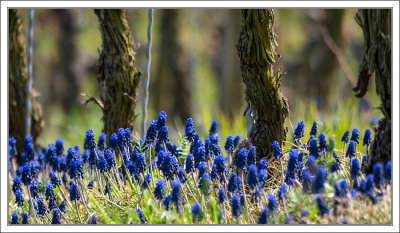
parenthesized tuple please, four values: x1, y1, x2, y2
(9, 9, 43, 158)
(236, 9, 289, 160)
(354, 9, 391, 173)
(94, 9, 141, 137)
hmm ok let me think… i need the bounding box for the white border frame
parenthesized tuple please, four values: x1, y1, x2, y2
(1, 1, 399, 232)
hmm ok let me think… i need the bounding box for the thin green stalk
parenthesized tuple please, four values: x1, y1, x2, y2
(75, 200, 83, 224)
(240, 172, 250, 223)
(57, 185, 73, 209)
(104, 172, 122, 198)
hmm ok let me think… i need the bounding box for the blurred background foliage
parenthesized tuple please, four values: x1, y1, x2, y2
(15, 9, 381, 148)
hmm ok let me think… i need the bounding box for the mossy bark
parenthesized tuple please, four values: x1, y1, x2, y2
(236, 9, 289, 160)
(94, 9, 140, 138)
(9, 9, 43, 158)
(354, 9, 391, 173)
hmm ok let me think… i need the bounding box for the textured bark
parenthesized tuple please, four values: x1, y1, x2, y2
(94, 9, 141, 138)
(354, 9, 391, 173)
(9, 9, 43, 158)
(153, 10, 191, 122)
(236, 9, 289, 160)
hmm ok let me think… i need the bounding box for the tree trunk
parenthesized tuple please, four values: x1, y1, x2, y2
(236, 9, 289, 160)
(354, 9, 391, 173)
(9, 9, 43, 158)
(153, 9, 191, 123)
(94, 9, 141, 137)
(56, 9, 79, 111)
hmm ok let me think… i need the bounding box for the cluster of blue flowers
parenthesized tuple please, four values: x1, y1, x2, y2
(8, 113, 392, 225)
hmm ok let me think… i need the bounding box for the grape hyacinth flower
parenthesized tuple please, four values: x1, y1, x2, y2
(199, 173, 211, 195)
(185, 118, 196, 143)
(312, 168, 328, 194)
(318, 133, 328, 153)
(294, 121, 305, 145)
(309, 139, 319, 158)
(51, 208, 61, 224)
(154, 180, 166, 201)
(306, 156, 317, 175)
(146, 120, 158, 144)
(258, 208, 269, 224)
(235, 149, 247, 172)
(171, 179, 183, 213)
(247, 146, 256, 166)
(258, 159, 268, 170)
(316, 195, 330, 216)
(209, 120, 218, 137)
(11, 213, 19, 224)
(351, 128, 360, 144)
(142, 174, 152, 189)
(49, 172, 61, 187)
(341, 130, 350, 152)
(15, 189, 25, 207)
(335, 179, 349, 198)
(163, 195, 172, 211)
(136, 209, 147, 224)
(363, 129, 372, 154)
(346, 141, 356, 161)
(191, 203, 203, 223)
(175, 166, 186, 184)
(69, 183, 81, 201)
(108, 133, 118, 151)
(272, 141, 283, 159)
(12, 176, 23, 194)
(185, 154, 195, 174)
(310, 121, 318, 138)
(373, 163, 383, 189)
(158, 126, 169, 144)
(350, 158, 361, 188)
(267, 194, 279, 212)
(258, 168, 268, 188)
(224, 135, 234, 154)
(55, 138, 64, 156)
(285, 150, 298, 185)
(231, 195, 242, 221)
(84, 129, 97, 150)
(156, 111, 167, 131)
(228, 173, 240, 194)
(22, 213, 29, 224)
(278, 184, 288, 203)
(218, 188, 226, 204)
(59, 200, 66, 213)
(234, 136, 241, 149)
(247, 165, 259, 189)
(385, 161, 391, 184)
(30, 180, 40, 199)
(91, 215, 98, 224)
(97, 133, 107, 151)
(198, 162, 207, 179)
(37, 197, 48, 217)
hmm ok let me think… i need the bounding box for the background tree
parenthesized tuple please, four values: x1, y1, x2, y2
(9, 9, 43, 158)
(94, 9, 141, 138)
(153, 9, 191, 122)
(236, 9, 289, 159)
(353, 9, 391, 173)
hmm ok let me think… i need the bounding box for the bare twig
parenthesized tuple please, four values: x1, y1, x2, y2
(80, 93, 104, 109)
